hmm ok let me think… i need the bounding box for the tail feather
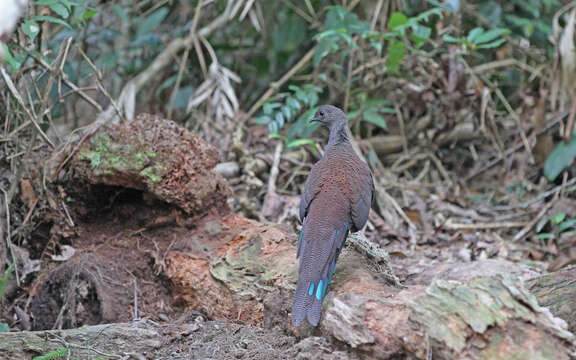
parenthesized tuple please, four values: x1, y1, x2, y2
(291, 222, 348, 327)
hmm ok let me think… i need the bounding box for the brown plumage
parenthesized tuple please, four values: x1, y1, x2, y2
(292, 105, 374, 327)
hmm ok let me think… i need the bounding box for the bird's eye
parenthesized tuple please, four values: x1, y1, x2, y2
(319, 111, 324, 116)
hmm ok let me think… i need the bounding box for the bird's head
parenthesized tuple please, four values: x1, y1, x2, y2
(311, 105, 346, 129)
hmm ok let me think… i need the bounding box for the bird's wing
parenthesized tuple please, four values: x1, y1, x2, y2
(350, 163, 374, 232)
(299, 162, 323, 222)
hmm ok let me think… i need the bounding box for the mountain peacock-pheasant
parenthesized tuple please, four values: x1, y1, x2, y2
(292, 104, 374, 327)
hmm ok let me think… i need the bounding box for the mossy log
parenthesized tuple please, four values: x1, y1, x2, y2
(526, 266, 576, 333)
(0, 320, 161, 360)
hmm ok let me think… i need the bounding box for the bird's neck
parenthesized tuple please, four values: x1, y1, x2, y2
(327, 122, 350, 147)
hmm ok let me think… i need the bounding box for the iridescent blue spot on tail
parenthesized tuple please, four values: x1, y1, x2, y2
(315, 280, 323, 300)
(322, 279, 329, 298)
(308, 282, 315, 296)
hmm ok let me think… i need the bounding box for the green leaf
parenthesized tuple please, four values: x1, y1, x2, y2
(314, 37, 338, 65)
(136, 7, 168, 38)
(0, 264, 14, 299)
(263, 102, 281, 115)
(466, 27, 484, 43)
(82, 9, 98, 20)
(89, 151, 101, 168)
(386, 41, 405, 73)
(268, 121, 279, 134)
(21, 21, 40, 42)
(443, 34, 462, 43)
(281, 106, 292, 121)
(255, 116, 270, 124)
(474, 28, 510, 44)
(388, 12, 408, 30)
(33, 15, 72, 29)
(412, 24, 431, 40)
(48, 3, 70, 18)
(551, 213, 566, 225)
(363, 110, 387, 130)
(476, 38, 506, 49)
(287, 97, 301, 111)
(286, 138, 317, 149)
(544, 134, 576, 181)
(536, 233, 555, 240)
(275, 112, 285, 129)
(425, 0, 458, 12)
(0, 323, 9, 332)
(558, 219, 576, 232)
(3, 45, 22, 72)
(268, 133, 287, 141)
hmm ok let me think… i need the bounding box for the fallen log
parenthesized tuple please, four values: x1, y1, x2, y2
(0, 320, 161, 360)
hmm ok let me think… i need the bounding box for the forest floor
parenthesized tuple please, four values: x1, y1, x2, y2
(2, 112, 575, 359)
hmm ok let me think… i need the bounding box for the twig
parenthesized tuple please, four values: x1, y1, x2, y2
(29, 53, 103, 112)
(261, 141, 283, 221)
(246, 46, 316, 118)
(0, 66, 55, 148)
(513, 200, 556, 242)
(563, 89, 576, 142)
(493, 86, 534, 164)
(167, 0, 204, 119)
(370, 0, 385, 30)
(78, 48, 126, 124)
(444, 220, 527, 230)
(466, 110, 569, 180)
(394, 102, 408, 153)
(133, 279, 139, 321)
(0, 187, 20, 286)
(49, 333, 123, 360)
(490, 176, 576, 211)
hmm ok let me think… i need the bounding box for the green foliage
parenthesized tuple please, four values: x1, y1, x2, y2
(32, 348, 69, 360)
(536, 213, 576, 240)
(347, 95, 394, 131)
(0, 265, 14, 333)
(8, 0, 97, 72)
(314, 6, 370, 65)
(476, 0, 557, 49)
(443, 27, 510, 51)
(135, 7, 169, 39)
(256, 85, 323, 148)
(383, 8, 443, 73)
(544, 134, 576, 181)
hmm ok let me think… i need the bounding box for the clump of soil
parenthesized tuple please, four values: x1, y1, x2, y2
(26, 114, 234, 330)
(71, 113, 231, 215)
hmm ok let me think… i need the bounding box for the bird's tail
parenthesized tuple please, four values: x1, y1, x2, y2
(291, 222, 348, 327)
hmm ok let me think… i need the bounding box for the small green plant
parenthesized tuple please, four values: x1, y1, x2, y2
(5, 0, 97, 72)
(32, 348, 69, 360)
(347, 94, 394, 131)
(313, 5, 370, 65)
(443, 27, 510, 52)
(0, 265, 14, 332)
(383, 8, 443, 72)
(536, 213, 576, 240)
(544, 134, 576, 181)
(255, 84, 323, 149)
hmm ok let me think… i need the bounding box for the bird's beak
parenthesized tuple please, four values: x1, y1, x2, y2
(310, 115, 321, 124)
